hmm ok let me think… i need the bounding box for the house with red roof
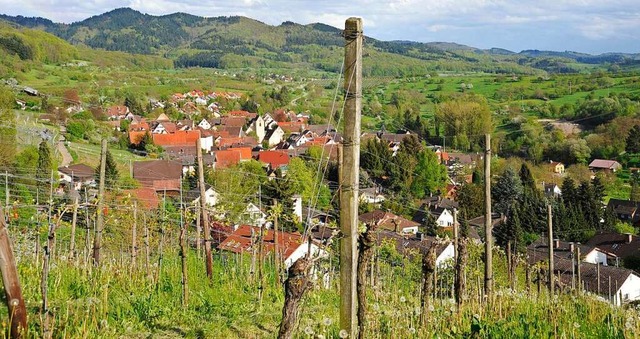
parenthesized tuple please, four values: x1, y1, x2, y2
(359, 210, 420, 234)
(122, 187, 160, 210)
(257, 150, 290, 170)
(152, 130, 201, 147)
(589, 159, 622, 173)
(217, 225, 325, 269)
(215, 150, 242, 169)
(106, 105, 130, 120)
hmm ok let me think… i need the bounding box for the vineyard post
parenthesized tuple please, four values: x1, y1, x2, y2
(92, 139, 107, 266)
(575, 247, 581, 294)
(257, 223, 265, 305)
(132, 201, 137, 268)
(340, 17, 362, 337)
(0, 205, 27, 338)
(179, 177, 188, 307)
(197, 138, 213, 279)
(547, 204, 554, 296)
(69, 197, 78, 260)
(453, 208, 458, 262)
(4, 171, 8, 221)
(484, 133, 493, 300)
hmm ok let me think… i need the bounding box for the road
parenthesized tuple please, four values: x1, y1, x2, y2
(57, 141, 73, 167)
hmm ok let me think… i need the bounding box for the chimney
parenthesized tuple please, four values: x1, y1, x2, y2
(554, 239, 560, 249)
(627, 233, 633, 244)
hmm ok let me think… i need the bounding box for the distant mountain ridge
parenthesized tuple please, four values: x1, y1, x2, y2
(1, 7, 639, 74)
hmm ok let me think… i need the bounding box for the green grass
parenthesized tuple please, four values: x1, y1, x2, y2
(1, 220, 636, 338)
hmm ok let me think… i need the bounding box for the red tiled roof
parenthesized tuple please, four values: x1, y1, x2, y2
(133, 160, 182, 191)
(152, 130, 201, 147)
(221, 116, 247, 127)
(218, 225, 302, 259)
(106, 105, 129, 117)
(215, 150, 242, 168)
(359, 210, 420, 232)
(589, 159, 622, 170)
(257, 150, 290, 169)
(277, 121, 305, 134)
(123, 188, 160, 210)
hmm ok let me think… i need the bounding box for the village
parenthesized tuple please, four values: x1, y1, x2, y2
(48, 85, 640, 308)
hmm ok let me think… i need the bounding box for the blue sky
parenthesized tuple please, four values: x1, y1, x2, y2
(1, 0, 639, 54)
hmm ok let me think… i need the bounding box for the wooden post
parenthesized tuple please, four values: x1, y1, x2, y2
(273, 201, 281, 282)
(4, 171, 8, 222)
(576, 247, 581, 294)
(131, 201, 138, 268)
(179, 181, 188, 307)
(144, 212, 150, 278)
(597, 262, 601, 295)
(92, 139, 107, 266)
(257, 224, 265, 305)
(0, 206, 27, 338)
(69, 197, 78, 259)
(547, 204, 554, 296)
(484, 133, 493, 299)
(453, 208, 458, 262)
(420, 244, 437, 326)
(357, 225, 376, 339)
(197, 138, 213, 279)
(340, 17, 362, 339)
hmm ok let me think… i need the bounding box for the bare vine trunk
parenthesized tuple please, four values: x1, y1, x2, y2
(278, 257, 312, 339)
(455, 238, 467, 308)
(357, 226, 376, 339)
(420, 244, 437, 327)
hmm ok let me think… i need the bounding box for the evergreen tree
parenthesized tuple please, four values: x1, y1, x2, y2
(561, 177, 577, 206)
(96, 149, 119, 188)
(423, 213, 438, 236)
(495, 202, 524, 252)
(457, 183, 484, 219)
(626, 125, 640, 154)
(591, 175, 606, 204)
(36, 139, 53, 197)
(471, 166, 483, 185)
(519, 163, 536, 192)
(492, 167, 523, 216)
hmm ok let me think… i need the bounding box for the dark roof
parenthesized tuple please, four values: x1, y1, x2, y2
(132, 160, 182, 181)
(467, 213, 505, 228)
(526, 237, 602, 265)
(375, 230, 450, 258)
(586, 232, 640, 258)
(589, 159, 622, 170)
(58, 163, 95, 180)
(554, 257, 635, 297)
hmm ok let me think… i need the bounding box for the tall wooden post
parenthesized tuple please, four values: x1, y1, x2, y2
(92, 139, 107, 266)
(484, 133, 493, 299)
(131, 201, 138, 267)
(453, 208, 458, 262)
(0, 205, 27, 338)
(340, 17, 362, 339)
(197, 138, 213, 279)
(179, 177, 188, 306)
(575, 247, 581, 294)
(547, 204, 554, 296)
(4, 171, 8, 222)
(69, 197, 78, 259)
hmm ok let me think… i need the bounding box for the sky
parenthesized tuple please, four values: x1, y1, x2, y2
(1, 0, 639, 54)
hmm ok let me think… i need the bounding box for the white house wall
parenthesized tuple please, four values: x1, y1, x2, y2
(584, 250, 608, 266)
(615, 274, 640, 306)
(285, 243, 327, 269)
(436, 209, 454, 227)
(436, 243, 455, 267)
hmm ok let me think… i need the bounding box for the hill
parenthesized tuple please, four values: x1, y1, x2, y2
(2, 8, 640, 75)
